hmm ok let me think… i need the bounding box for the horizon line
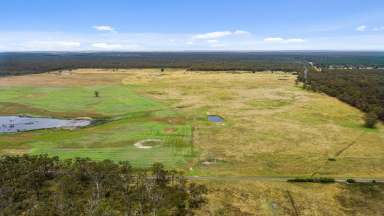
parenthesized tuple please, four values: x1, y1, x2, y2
(2, 50, 384, 53)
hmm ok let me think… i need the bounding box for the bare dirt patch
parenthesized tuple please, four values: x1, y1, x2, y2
(164, 128, 177, 134)
(134, 139, 162, 149)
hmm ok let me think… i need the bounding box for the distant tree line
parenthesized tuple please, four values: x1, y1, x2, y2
(0, 52, 308, 76)
(0, 155, 207, 215)
(298, 68, 384, 122)
(302, 51, 384, 69)
(2, 52, 384, 76)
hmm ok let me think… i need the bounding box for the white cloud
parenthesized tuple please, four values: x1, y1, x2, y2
(194, 31, 232, 39)
(193, 30, 250, 40)
(54, 41, 81, 47)
(373, 26, 384, 31)
(207, 39, 219, 44)
(2, 30, 384, 51)
(356, 25, 367, 32)
(264, 37, 284, 43)
(185, 41, 194, 45)
(285, 38, 305, 43)
(263, 37, 305, 44)
(91, 43, 123, 49)
(25, 41, 81, 50)
(93, 25, 115, 32)
(233, 30, 250, 35)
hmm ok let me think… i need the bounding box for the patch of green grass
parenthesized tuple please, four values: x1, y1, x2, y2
(0, 85, 163, 116)
(0, 84, 194, 168)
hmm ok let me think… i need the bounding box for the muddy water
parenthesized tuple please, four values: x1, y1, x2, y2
(0, 116, 91, 133)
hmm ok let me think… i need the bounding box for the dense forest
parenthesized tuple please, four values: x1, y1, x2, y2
(1, 52, 384, 76)
(298, 68, 384, 121)
(302, 52, 384, 69)
(0, 52, 307, 76)
(0, 155, 207, 216)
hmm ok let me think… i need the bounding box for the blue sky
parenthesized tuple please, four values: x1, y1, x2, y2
(1, 0, 384, 51)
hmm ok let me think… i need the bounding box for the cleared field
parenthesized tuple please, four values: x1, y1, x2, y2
(1, 69, 383, 176)
(1, 69, 384, 215)
(120, 69, 384, 178)
(195, 180, 384, 215)
(0, 70, 194, 167)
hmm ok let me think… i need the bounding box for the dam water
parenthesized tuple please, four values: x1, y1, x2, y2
(0, 116, 91, 133)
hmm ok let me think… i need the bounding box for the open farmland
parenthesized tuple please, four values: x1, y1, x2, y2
(0, 69, 383, 176)
(1, 69, 384, 215)
(0, 69, 194, 167)
(120, 69, 383, 178)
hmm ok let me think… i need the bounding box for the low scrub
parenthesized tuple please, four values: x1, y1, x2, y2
(364, 112, 379, 128)
(347, 178, 357, 184)
(288, 177, 336, 183)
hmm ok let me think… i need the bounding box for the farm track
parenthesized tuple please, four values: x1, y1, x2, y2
(311, 132, 367, 177)
(286, 190, 300, 216)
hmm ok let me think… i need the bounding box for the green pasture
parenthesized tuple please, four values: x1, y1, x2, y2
(0, 84, 194, 168)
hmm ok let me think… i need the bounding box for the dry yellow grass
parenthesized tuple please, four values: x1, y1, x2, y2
(194, 180, 384, 216)
(5, 68, 382, 177)
(119, 69, 384, 177)
(2, 68, 384, 215)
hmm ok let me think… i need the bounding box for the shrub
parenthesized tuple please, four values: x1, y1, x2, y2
(288, 178, 314, 183)
(319, 178, 336, 183)
(287, 177, 335, 184)
(364, 112, 379, 128)
(346, 178, 356, 183)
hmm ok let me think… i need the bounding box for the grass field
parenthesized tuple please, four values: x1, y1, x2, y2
(1, 68, 384, 215)
(119, 69, 384, 178)
(0, 70, 194, 167)
(194, 180, 384, 215)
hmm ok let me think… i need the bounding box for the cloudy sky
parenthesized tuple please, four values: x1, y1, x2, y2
(1, 0, 384, 51)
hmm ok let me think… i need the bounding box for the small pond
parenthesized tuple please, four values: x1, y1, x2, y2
(208, 115, 224, 123)
(0, 116, 91, 133)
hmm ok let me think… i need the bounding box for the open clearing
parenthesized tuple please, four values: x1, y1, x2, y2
(0, 69, 383, 175)
(1, 69, 384, 215)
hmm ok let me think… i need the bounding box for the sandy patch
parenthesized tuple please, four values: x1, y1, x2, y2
(133, 139, 162, 149)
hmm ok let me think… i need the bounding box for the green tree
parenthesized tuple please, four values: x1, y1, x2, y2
(364, 112, 379, 128)
(0, 155, 207, 215)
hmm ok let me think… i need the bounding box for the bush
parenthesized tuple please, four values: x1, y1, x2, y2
(346, 178, 356, 183)
(319, 178, 336, 183)
(287, 177, 335, 183)
(288, 178, 314, 183)
(364, 112, 379, 128)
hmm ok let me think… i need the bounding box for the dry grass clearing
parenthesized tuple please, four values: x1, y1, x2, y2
(1, 68, 383, 176)
(194, 180, 384, 215)
(1, 69, 384, 215)
(117, 69, 384, 177)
